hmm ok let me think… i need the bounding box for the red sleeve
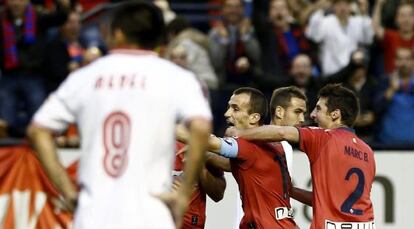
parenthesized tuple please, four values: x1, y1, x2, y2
(381, 29, 395, 48)
(235, 138, 257, 169)
(298, 127, 329, 163)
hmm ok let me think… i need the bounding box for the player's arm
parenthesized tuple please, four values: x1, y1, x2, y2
(179, 118, 212, 200)
(227, 125, 300, 144)
(27, 125, 78, 211)
(206, 152, 231, 172)
(176, 124, 222, 154)
(291, 187, 313, 206)
(199, 165, 226, 202)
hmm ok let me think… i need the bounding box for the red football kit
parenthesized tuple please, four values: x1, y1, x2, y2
(230, 138, 296, 229)
(298, 127, 376, 228)
(174, 142, 207, 229)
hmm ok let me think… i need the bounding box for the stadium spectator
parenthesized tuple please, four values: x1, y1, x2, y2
(373, 0, 414, 74)
(208, 0, 261, 135)
(285, 52, 367, 125)
(375, 47, 414, 145)
(339, 49, 377, 140)
(173, 141, 226, 229)
(252, 0, 316, 86)
(45, 10, 85, 93)
(27, 2, 212, 228)
(306, 0, 374, 76)
(231, 84, 376, 228)
(286, 54, 319, 122)
(208, 0, 261, 88)
(0, 0, 70, 138)
(165, 17, 218, 89)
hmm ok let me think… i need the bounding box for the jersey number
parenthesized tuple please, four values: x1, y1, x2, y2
(103, 111, 131, 178)
(340, 167, 365, 215)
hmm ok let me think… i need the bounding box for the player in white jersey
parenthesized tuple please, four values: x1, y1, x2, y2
(26, 2, 212, 229)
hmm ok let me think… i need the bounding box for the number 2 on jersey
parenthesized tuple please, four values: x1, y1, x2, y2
(103, 111, 131, 178)
(341, 167, 365, 215)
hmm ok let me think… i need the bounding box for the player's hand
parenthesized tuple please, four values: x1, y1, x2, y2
(225, 126, 238, 137)
(51, 195, 78, 213)
(155, 191, 190, 229)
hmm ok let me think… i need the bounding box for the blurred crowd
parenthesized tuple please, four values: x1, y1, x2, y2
(1, 0, 414, 147)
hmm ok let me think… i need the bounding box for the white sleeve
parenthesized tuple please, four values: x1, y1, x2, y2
(176, 73, 212, 123)
(358, 15, 374, 45)
(305, 9, 326, 43)
(32, 72, 83, 132)
(281, 141, 293, 175)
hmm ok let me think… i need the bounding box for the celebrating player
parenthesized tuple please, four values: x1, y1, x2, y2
(230, 84, 376, 228)
(179, 87, 309, 228)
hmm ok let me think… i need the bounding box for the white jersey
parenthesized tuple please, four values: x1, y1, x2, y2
(33, 49, 212, 229)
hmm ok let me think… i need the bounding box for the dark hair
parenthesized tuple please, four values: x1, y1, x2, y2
(111, 1, 165, 49)
(318, 84, 360, 127)
(270, 86, 307, 118)
(233, 87, 269, 125)
(332, 0, 353, 3)
(166, 16, 191, 36)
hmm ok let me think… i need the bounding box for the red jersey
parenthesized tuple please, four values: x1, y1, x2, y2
(381, 29, 414, 73)
(298, 127, 376, 228)
(230, 138, 296, 229)
(174, 142, 206, 229)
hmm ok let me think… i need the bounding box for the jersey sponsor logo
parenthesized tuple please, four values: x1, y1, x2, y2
(344, 146, 369, 162)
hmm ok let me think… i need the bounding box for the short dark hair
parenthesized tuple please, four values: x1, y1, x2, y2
(318, 84, 360, 127)
(111, 1, 165, 49)
(270, 86, 307, 118)
(332, 0, 353, 4)
(233, 87, 269, 125)
(166, 16, 191, 36)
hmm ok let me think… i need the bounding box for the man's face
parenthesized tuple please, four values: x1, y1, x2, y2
(396, 5, 414, 33)
(310, 97, 332, 129)
(7, 0, 29, 18)
(333, 1, 351, 20)
(170, 46, 188, 68)
(291, 55, 312, 87)
(62, 12, 81, 41)
(224, 93, 253, 130)
(222, 0, 244, 25)
(274, 97, 307, 127)
(269, 0, 290, 27)
(395, 49, 414, 77)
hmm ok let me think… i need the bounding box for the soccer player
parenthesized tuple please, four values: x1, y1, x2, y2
(173, 141, 226, 229)
(26, 2, 212, 229)
(179, 87, 308, 228)
(229, 84, 376, 228)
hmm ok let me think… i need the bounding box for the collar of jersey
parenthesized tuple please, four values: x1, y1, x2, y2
(110, 48, 158, 56)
